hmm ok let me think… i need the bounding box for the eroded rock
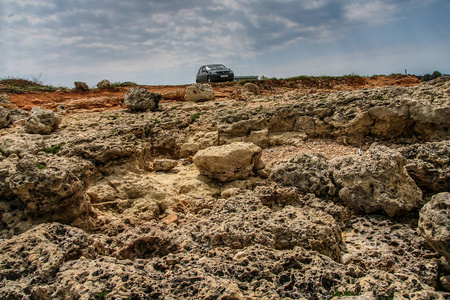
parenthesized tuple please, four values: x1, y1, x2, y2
(185, 83, 215, 102)
(419, 192, 450, 261)
(331, 145, 423, 217)
(25, 107, 61, 135)
(97, 79, 111, 89)
(124, 87, 161, 112)
(0, 106, 10, 128)
(193, 142, 262, 182)
(271, 152, 336, 197)
(74, 81, 89, 91)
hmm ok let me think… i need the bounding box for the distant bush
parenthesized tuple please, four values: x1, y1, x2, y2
(415, 70, 442, 82)
(110, 81, 138, 87)
(0, 76, 66, 93)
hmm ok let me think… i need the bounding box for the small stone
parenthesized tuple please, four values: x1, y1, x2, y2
(74, 81, 89, 91)
(441, 275, 450, 292)
(97, 79, 111, 89)
(153, 159, 178, 171)
(162, 213, 178, 225)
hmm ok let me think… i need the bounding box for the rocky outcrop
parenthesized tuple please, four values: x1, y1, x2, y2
(0, 133, 45, 158)
(74, 81, 89, 91)
(400, 141, 450, 194)
(97, 79, 111, 89)
(193, 142, 262, 182)
(331, 146, 422, 217)
(1, 78, 450, 299)
(124, 87, 161, 112)
(0, 223, 101, 299)
(25, 107, 61, 135)
(0, 154, 94, 235)
(0, 106, 10, 128)
(185, 83, 215, 102)
(271, 153, 336, 198)
(419, 192, 450, 261)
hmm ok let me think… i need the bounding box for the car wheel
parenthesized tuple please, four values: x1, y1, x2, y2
(207, 76, 211, 83)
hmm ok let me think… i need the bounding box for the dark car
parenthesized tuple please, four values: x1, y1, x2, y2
(196, 64, 234, 83)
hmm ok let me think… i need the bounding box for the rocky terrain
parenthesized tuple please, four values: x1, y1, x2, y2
(0, 76, 449, 299)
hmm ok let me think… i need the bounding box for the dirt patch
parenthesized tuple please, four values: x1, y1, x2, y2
(2, 75, 421, 113)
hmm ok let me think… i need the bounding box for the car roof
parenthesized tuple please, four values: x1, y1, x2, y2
(204, 64, 226, 68)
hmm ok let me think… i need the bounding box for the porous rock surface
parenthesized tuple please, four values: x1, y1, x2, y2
(0, 77, 449, 299)
(97, 79, 111, 89)
(193, 142, 262, 182)
(124, 87, 161, 112)
(74, 81, 89, 91)
(0, 106, 10, 128)
(419, 192, 450, 261)
(185, 83, 215, 102)
(331, 145, 423, 217)
(25, 107, 61, 134)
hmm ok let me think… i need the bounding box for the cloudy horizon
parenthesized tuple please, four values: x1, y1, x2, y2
(2, 0, 449, 88)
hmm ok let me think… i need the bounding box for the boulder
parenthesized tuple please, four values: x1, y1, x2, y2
(96, 79, 111, 89)
(242, 82, 260, 95)
(331, 145, 423, 217)
(185, 83, 215, 102)
(0, 106, 10, 128)
(5, 154, 94, 223)
(400, 141, 450, 193)
(74, 81, 89, 91)
(271, 153, 336, 198)
(418, 192, 450, 261)
(193, 142, 262, 182)
(25, 107, 61, 134)
(124, 87, 161, 112)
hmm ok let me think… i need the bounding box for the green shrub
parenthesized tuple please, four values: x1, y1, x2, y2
(44, 144, 62, 154)
(191, 112, 202, 122)
(36, 163, 47, 170)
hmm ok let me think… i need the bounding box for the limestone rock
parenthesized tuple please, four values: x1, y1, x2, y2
(0, 106, 10, 128)
(96, 79, 111, 89)
(185, 83, 215, 102)
(400, 141, 450, 194)
(331, 145, 423, 217)
(0, 133, 45, 158)
(153, 158, 178, 171)
(242, 82, 260, 95)
(5, 154, 94, 224)
(0, 223, 101, 298)
(193, 142, 262, 182)
(0, 94, 14, 110)
(74, 81, 89, 91)
(25, 107, 61, 135)
(124, 87, 161, 112)
(271, 152, 336, 197)
(8, 108, 28, 124)
(419, 192, 450, 261)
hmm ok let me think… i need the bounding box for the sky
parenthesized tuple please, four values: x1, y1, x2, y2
(1, 0, 449, 88)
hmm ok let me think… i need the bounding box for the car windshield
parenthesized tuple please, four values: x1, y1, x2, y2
(207, 65, 227, 70)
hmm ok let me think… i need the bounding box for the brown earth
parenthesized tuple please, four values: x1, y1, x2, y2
(3, 75, 420, 112)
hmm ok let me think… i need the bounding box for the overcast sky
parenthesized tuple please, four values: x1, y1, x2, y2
(1, 0, 449, 87)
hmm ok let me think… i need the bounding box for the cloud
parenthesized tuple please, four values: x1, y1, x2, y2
(1, 0, 444, 84)
(344, 1, 397, 24)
